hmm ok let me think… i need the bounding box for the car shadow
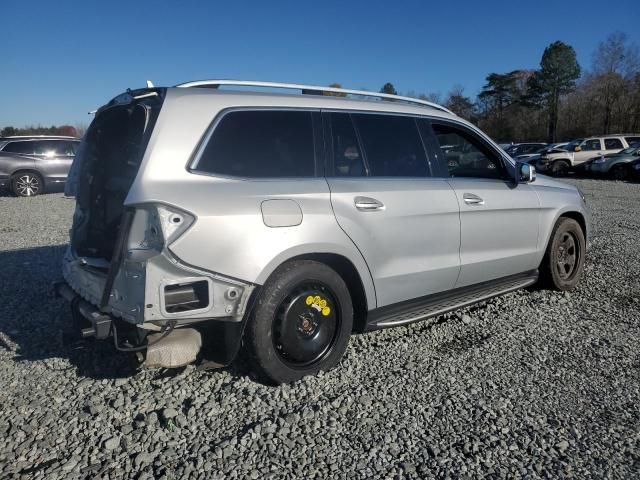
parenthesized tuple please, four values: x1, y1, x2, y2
(0, 244, 250, 381)
(0, 245, 142, 379)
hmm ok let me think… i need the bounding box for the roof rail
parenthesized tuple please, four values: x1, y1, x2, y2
(176, 79, 455, 115)
(2, 135, 78, 139)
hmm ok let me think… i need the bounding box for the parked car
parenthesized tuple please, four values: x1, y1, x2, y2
(504, 143, 547, 158)
(585, 142, 640, 180)
(628, 157, 640, 181)
(0, 136, 80, 196)
(55, 80, 589, 384)
(537, 135, 639, 176)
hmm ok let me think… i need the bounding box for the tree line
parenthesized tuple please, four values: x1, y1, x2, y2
(1, 125, 81, 138)
(370, 32, 639, 143)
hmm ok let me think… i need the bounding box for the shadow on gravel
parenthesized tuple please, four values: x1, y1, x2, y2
(0, 244, 248, 382)
(0, 245, 139, 379)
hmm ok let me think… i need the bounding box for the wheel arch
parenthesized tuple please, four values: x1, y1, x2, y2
(541, 209, 588, 258)
(258, 250, 374, 333)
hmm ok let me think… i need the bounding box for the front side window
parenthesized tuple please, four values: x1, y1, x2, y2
(351, 114, 429, 177)
(431, 123, 506, 179)
(604, 138, 623, 150)
(195, 110, 315, 178)
(624, 136, 640, 145)
(583, 139, 602, 151)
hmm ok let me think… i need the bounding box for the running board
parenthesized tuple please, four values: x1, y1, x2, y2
(366, 270, 538, 330)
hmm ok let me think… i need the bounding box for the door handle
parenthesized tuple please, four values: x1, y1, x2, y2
(354, 196, 385, 211)
(463, 193, 484, 205)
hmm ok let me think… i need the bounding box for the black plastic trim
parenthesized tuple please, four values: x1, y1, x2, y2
(366, 270, 538, 330)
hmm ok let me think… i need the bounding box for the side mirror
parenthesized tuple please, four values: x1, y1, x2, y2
(574, 146, 582, 152)
(517, 161, 536, 183)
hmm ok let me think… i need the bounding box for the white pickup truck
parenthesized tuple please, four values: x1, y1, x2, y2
(536, 135, 640, 176)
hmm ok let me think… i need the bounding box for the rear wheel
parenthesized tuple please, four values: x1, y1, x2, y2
(244, 260, 353, 384)
(539, 217, 586, 291)
(550, 160, 570, 177)
(610, 164, 627, 181)
(12, 171, 43, 197)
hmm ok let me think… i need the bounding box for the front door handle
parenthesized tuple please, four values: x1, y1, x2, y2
(463, 193, 484, 205)
(354, 196, 385, 211)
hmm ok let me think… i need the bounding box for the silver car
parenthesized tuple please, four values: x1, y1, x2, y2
(56, 80, 589, 384)
(0, 136, 79, 196)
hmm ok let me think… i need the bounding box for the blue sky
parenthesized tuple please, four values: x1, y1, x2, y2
(1, 0, 639, 127)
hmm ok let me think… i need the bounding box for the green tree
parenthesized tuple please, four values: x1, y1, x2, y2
(380, 82, 397, 95)
(323, 83, 348, 97)
(527, 41, 581, 142)
(1, 126, 18, 137)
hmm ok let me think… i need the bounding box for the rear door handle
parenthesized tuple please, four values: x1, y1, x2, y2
(354, 196, 385, 211)
(463, 193, 484, 205)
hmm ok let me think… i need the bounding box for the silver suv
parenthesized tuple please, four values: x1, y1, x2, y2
(56, 80, 589, 384)
(0, 136, 79, 196)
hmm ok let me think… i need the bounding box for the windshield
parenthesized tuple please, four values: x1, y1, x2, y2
(619, 142, 640, 155)
(563, 139, 583, 151)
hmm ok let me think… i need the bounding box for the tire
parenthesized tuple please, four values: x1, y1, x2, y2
(610, 164, 627, 181)
(12, 171, 44, 197)
(244, 260, 353, 384)
(550, 160, 570, 177)
(539, 217, 586, 291)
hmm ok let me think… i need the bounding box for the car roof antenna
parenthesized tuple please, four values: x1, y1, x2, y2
(146, 80, 155, 88)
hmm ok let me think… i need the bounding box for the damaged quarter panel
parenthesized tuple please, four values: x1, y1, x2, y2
(123, 89, 377, 313)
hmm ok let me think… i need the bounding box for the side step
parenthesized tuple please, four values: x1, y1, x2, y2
(367, 270, 538, 330)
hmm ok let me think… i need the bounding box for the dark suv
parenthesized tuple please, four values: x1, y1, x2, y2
(0, 136, 79, 196)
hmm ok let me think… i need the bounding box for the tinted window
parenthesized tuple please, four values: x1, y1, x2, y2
(432, 123, 506, 179)
(329, 113, 365, 177)
(583, 139, 601, 151)
(2, 141, 35, 155)
(604, 138, 623, 150)
(196, 110, 315, 177)
(352, 114, 429, 177)
(32, 140, 77, 156)
(625, 136, 640, 145)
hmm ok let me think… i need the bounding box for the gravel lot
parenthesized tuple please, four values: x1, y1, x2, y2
(0, 179, 639, 479)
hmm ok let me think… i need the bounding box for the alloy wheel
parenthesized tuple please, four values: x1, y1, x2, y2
(15, 174, 41, 196)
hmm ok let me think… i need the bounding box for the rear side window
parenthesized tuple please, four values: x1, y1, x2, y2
(329, 113, 366, 177)
(195, 110, 315, 178)
(2, 141, 35, 154)
(32, 140, 77, 156)
(604, 138, 623, 150)
(351, 114, 429, 177)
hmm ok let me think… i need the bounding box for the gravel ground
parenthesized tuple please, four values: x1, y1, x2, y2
(0, 179, 639, 479)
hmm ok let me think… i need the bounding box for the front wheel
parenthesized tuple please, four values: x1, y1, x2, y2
(244, 260, 353, 384)
(12, 172, 43, 197)
(539, 217, 586, 291)
(610, 165, 627, 181)
(550, 160, 570, 177)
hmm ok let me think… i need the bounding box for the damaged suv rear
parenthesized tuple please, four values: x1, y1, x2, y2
(56, 87, 256, 369)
